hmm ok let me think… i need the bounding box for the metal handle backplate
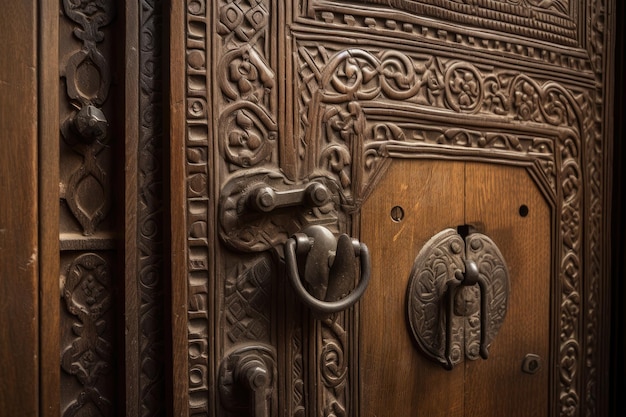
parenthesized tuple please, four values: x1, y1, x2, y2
(406, 228, 509, 369)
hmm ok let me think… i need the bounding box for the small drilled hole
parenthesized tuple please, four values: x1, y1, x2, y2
(519, 204, 529, 217)
(390, 206, 405, 222)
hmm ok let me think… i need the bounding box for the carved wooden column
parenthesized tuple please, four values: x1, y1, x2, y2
(38, 0, 168, 415)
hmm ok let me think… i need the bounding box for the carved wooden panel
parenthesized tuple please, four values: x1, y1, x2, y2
(171, 0, 614, 416)
(59, 0, 120, 414)
(53, 0, 169, 414)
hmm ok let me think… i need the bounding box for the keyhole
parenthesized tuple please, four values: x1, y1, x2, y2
(390, 206, 405, 222)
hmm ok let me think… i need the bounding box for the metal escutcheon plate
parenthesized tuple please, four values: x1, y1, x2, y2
(406, 228, 509, 368)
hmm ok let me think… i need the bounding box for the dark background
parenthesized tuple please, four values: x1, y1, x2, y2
(611, 0, 625, 415)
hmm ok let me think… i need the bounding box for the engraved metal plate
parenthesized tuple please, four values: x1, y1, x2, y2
(407, 228, 509, 368)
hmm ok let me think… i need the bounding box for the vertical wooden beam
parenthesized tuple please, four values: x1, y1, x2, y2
(169, 0, 189, 414)
(0, 0, 39, 414)
(39, 0, 60, 414)
(125, 0, 140, 414)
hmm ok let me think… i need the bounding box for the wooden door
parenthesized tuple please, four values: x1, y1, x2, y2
(167, 1, 615, 417)
(3, 0, 616, 416)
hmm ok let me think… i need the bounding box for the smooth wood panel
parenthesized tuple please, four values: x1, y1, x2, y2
(359, 159, 465, 417)
(38, 0, 60, 414)
(0, 0, 39, 414)
(464, 163, 550, 416)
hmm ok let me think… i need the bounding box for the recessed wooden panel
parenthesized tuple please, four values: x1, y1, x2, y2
(359, 160, 550, 416)
(359, 159, 465, 417)
(464, 163, 551, 417)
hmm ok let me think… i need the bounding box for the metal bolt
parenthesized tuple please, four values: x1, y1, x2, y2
(521, 354, 542, 375)
(73, 105, 108, 144)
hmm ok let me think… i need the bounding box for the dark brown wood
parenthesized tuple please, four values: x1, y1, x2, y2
(0, 0, 39, 414)
(169, 0, 189, 415)
(177, 1, 616, 416)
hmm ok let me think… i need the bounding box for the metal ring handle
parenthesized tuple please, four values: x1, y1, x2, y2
(284, 237, 371, 314)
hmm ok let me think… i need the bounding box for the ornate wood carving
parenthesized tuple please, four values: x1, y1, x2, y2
(292, 4, 590, 410)
(61, 253, 114, 417)
(59, 0, 118, 415)
(181, 0, 613, 416)
(138, 0, 166, 414)
(60, 0, 114, 236)
(183, 0, 211, 415)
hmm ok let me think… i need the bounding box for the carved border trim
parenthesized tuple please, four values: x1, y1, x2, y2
(295, 4, 592, 77)
(184, 0, 211, 415)
(311, 0, 578, 46)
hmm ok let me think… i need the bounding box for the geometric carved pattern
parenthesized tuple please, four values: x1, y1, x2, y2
(59, 0, 117, 415)
(341, 0, 575, 45)
(189, 0, 611, 416)
(225, 254, 273, 345)
(185, 0, 210, 414)
(298, 47, 579, 202)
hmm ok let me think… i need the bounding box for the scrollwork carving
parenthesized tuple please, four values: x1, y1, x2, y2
(320, 318, 349, 417)
(217, 0, 277, 174)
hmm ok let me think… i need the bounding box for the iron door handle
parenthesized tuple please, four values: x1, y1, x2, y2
(284, 225, 371, 314)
